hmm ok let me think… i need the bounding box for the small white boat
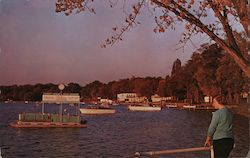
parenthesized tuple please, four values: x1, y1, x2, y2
(128, 105, 161, 111)
(166, 104, 178, 108)
(80, 106, 116, 115)
(183, 105, 196, 109)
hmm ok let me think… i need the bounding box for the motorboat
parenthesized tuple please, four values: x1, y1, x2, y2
(80, 105, 116, 115)
(128, 104, 161, 111)
(182, 105, 196, 109)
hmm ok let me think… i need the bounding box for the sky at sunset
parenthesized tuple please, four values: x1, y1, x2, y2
(0, 0, 208, 86)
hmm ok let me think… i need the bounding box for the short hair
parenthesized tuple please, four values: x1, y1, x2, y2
(213, 95, 224, 104)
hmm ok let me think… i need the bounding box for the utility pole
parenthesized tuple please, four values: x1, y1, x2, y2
(58, 84, 65, 122)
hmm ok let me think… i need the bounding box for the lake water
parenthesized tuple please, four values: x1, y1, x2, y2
(0, 103, 249, 158)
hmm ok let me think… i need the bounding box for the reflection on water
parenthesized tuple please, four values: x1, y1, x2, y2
(0, 103, 248, 158)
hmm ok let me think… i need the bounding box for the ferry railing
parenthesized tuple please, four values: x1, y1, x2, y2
(19, 112, 80, 123)
(134, 146, 214, 158)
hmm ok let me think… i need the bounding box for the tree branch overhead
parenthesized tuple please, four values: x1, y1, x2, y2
(55, 0, 250, 77)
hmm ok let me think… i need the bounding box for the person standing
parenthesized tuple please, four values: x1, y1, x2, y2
(204, 96, 234, 158)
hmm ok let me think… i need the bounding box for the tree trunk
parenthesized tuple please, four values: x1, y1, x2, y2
(235, 93, 239, 104)
(219, 45, 250, 78)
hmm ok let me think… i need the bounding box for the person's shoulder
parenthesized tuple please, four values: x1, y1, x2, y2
(223, 107, 231, 112)
(220, 107, 233, 115)
(215, 107, 226, 114)
(225, 107, 233, 115)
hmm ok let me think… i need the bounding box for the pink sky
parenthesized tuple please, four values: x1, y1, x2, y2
(0, 0, 206, 86)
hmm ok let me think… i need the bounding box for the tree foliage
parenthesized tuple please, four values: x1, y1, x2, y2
(1, 43, 247, 103)
(165, 43, 248, 103)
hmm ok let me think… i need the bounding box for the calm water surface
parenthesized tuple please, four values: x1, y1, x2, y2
(0, 103, 249, 158)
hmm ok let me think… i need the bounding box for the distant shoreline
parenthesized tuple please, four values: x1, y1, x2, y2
(1, 101, 249, 119)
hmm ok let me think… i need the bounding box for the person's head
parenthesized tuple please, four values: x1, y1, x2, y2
(212, 96, 224, 109)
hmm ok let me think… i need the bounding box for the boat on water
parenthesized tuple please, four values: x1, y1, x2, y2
(166, 104, 178, 108)
(10, 91, 87, 128)
(80, 105, 116, 115)
(128, 105, 161, 111)
(182, 105, 196, 109)
(195, 105, 215, 110)
(10, 112, 87, 128)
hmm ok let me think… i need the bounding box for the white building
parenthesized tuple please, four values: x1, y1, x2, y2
(204, 96, 212, 103)
(132, 96, 147, 103)
(100, 99, 113, 104)
(117, 93, 147, 103)
(117, 93, 137, 102)
(151, 94, 167, 102)
(97, 97, 113, 104)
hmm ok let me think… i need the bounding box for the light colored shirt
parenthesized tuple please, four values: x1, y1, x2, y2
(207, 107, 234, 140)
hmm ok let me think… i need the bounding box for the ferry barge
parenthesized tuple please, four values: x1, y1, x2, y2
(10, 112, 86, 128)
(10, 84, 87, 128)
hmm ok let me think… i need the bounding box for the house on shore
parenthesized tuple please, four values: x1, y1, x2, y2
(117, 93, 147, 103)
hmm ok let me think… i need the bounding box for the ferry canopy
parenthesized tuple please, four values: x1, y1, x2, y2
(42, 93, 80, 104)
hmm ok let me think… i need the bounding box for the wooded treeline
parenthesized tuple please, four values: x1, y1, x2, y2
(0, 44, 248, 103)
